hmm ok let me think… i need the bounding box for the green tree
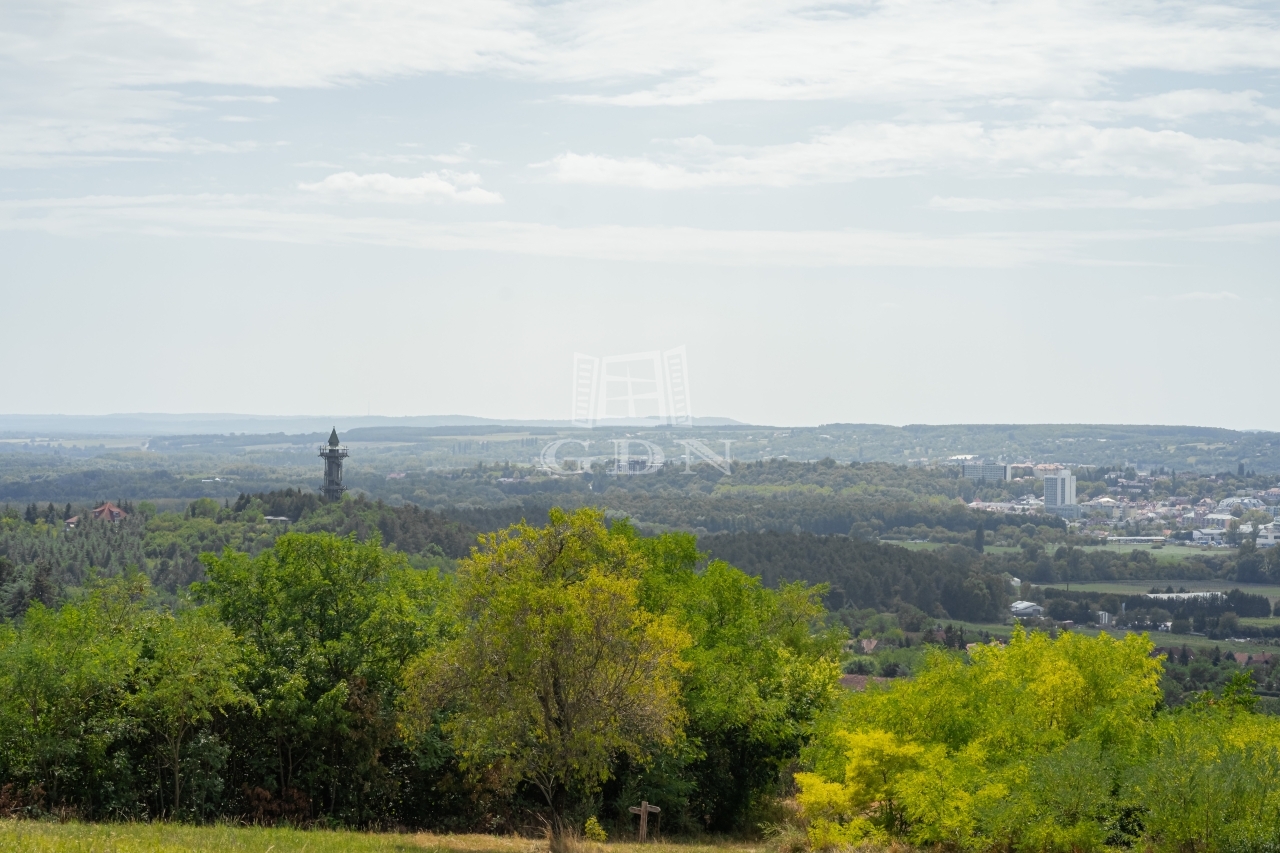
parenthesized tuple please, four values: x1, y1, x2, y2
(629, 531, 843, 831)
(196, 531, 449, 822)
(974, 519, 985, 554)
(134, 608, 248, 817)
(0, 573, 148, 810)
(404, 508, 690, 849)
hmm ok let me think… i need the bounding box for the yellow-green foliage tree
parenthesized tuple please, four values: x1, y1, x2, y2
(797, 626, 1280, 852)
(402, 508, 690, 850)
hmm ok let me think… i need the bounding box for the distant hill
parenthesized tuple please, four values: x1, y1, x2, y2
(0, 413, 745, 437)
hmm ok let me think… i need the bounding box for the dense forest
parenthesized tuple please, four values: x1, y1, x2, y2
(701, 533, 1006, 622)
(4, 475, 1278, 632)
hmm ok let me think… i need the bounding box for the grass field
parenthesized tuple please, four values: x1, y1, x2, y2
(930, 618, 1280, 656)
(0, 823, 766, 853)
(885, 540, 1204, 564)
(1040, 579, 1280, 604)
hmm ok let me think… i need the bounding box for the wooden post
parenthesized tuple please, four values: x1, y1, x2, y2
(628, 800, 661, 842)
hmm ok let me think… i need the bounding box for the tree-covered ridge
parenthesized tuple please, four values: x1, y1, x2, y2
(0, 494, 477, 615)
(6, 487, 1277, 638)
(9, 420, 1275, 473)
(701, 533, 1008, 623)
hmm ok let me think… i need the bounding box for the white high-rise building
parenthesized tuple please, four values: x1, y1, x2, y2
(1044, 470, 1079, 518)
(962, 463, 1011, 482)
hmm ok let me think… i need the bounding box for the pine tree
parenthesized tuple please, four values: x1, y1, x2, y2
(30, 560, 57, 608)
(974, 519, 985, 554)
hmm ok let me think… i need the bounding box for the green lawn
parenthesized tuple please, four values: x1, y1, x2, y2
(0, 823, 763, 853)
(922, 619, 1278, 656)
(1061, 543, 1204, 563)
(0, 822, 423, 853)
(884, 540, 1202, 564)
(1044, 580, 1280, 604)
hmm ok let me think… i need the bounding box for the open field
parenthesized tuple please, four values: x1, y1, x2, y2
(0, 823, 765, 853)
(886, 540, 1205, 564)
(1040, 580, 1280, 604)
(932, 619, 1280, 656)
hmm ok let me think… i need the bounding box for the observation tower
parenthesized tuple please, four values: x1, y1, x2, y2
(319, 427, 348, 502)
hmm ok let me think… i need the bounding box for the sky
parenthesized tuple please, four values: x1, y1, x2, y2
(2, 0, 1279, 429)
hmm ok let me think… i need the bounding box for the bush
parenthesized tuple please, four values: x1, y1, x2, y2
(796, 628, 1272, 851)
(584, 816, 607, 842)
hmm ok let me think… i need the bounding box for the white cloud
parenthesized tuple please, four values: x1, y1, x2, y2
(219, 115, 254, 122)
(930, 184, 1280, 211)
(3, 0, 1278, 174)
(297, 171, 503, 204)
(0, 193, 1078, 266)
(546, 1, 1280, 106)
(1171, 291, 1242, 301)
(1038, 90, 1280, 125)
(203, 95, 279, 103)
(0, 3, 1261, 102)
(3, 193, 1276, 267)
(540, 123, 1280, 189)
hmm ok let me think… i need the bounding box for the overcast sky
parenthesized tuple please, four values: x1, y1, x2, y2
(2, 1, 1278, 429)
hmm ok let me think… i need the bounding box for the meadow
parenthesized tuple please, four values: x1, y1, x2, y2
(891, 539, 1208, 565)
(1049, 579, 1280, 604)
(0, 824, 764, 853)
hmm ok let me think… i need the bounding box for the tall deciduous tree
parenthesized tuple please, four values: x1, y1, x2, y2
(0, 572, 147, 807)
(134, 607, 248, 817)
(404, 508, 690, 850)
(196, 531, 449, 822)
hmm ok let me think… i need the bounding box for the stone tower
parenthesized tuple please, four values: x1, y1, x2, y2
(319, 427, 348, 502)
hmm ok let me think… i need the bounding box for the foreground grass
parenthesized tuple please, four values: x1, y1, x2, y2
(0, 822, 766, 853)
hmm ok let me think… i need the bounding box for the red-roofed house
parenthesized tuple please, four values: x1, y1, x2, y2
(65, 501, 128, 528)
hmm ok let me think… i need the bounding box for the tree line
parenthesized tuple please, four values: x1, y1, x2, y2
(0, 509, 841, 840)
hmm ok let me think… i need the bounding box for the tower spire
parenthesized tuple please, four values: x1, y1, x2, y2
(319, 428, 348, 502)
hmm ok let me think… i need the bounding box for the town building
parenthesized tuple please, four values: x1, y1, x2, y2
(1218, 496, 1265, 512)
(64, 501, 128, 528)
(962, 462, 1011, 482)
(1044, 470, 1080, 519)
